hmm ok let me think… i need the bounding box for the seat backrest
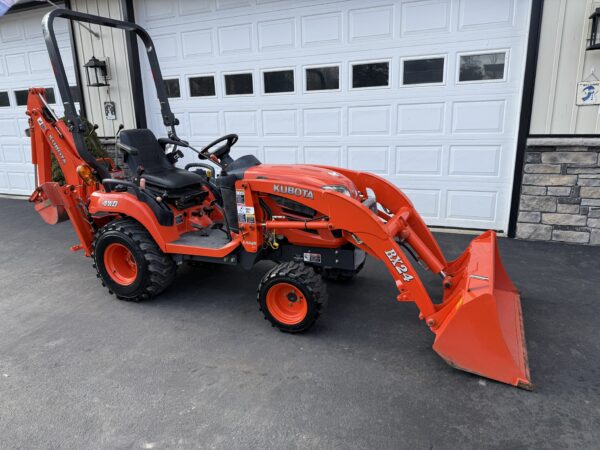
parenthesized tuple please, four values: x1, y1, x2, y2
(119, 129, 172, 173)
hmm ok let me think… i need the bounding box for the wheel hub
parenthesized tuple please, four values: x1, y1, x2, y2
(103, 243, 138, 286)
(266, 282, 307, 325)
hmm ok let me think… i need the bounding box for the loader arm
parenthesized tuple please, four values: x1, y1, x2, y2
(239, 172, 532, 389)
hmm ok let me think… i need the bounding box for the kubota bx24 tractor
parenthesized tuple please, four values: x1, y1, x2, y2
(26, 9, 531, 389)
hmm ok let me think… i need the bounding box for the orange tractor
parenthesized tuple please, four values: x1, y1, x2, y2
(27, 9, 531, 389)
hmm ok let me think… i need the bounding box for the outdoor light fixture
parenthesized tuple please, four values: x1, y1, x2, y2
(83, 56, 109, 87)
(588, 8, 600, 50)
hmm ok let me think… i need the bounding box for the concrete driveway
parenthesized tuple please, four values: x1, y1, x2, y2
(0, 197, 599, 449)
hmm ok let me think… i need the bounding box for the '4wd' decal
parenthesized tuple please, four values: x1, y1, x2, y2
(384, 249, 414, 282)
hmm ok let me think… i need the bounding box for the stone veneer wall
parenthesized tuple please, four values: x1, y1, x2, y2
(516, 139, 600, 246)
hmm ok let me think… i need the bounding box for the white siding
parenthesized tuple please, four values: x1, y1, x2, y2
(530, 0, 600, 134)
(71, 0, 136, 138)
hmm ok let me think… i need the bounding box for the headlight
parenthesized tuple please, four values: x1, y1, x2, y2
(321, 185, 352, 197)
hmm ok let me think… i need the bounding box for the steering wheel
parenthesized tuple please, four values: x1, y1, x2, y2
(199, 134, 238, 163)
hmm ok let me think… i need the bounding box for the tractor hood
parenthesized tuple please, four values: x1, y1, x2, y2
(244, 164, 359, 197)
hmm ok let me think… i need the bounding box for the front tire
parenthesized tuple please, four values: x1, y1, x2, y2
(257, 261, 327, 333)
(92, 218, 176, 302)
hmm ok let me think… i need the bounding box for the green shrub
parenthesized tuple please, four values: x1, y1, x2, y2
(51, 117, 108, 184)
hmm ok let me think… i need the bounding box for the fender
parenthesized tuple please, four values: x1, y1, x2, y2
(88, 191, 179, 251)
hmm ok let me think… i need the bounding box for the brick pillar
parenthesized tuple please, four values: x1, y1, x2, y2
(516, 139, 600, 246)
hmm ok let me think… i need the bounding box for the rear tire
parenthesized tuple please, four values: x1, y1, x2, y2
(92, 218, 176, 302)
(257, 261, 327, 333)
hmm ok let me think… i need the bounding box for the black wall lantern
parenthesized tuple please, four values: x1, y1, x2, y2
(84, 56, 109, 87)
(588, 8, 600, 50)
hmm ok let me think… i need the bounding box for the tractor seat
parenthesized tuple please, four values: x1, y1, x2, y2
(119, 129, 204, 190)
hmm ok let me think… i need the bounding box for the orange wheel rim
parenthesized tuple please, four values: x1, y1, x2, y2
(104, 243, 138, 286)
(266, 282, 308, 325)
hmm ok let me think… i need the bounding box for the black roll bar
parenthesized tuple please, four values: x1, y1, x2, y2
(42, 9, 179, 181)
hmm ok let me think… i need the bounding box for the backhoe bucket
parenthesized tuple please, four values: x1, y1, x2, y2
(29, 182, 69, 225)
(430, 231, 532, 389)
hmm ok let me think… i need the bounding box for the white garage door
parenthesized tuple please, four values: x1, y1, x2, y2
(135, 0, 531, 231)
(0, 7, 74, 196)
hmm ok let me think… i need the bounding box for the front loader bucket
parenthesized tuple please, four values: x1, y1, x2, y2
(430, 231, 532, 389)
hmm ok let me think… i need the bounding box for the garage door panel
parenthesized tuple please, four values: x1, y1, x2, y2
(397, 103, 445, 134)
(6, 171, 31, 192)
(401, 0, 451, 36)
(0, 19, 23, 42)
(304, 146, 341, 166)
(396, 146, 443, 175)
(0, 7, 74, 196)
(137, 0, 531, 230)
(451, 100, 506, 134)
(258, 18, 295, 52)
(448, 145, 501, 177)
(182, 29, 214, 58)
(189, 112, 221, 138)
(179, 0, 212, 16)
(348, 146, 389, 174)
(303, 108, 342, 136)
(349, 5, 394, 42)
(447, 190, 498, 221)
(218, 23, 253, 55)
(402, 188, 441, 219)
(0, 119, 17, 137)
(264, 146, 297, 164)
(458, 0, 515, 31)
(348, 106, 391, 136)
(143, 0, 176, 21)
(262, 109, 298, 136)
(230, 145, 260, 160)
(153, 34, 179, 60)
(301, 13, 342, 47)
(5, 54, 28, 76)
(1, 144, 24, 164)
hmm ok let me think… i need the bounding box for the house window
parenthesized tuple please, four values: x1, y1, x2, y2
(0, 91, 9, 107)
(352, 62, 389, 88)
(459, 52, 506, 82)
(224, 73, 253, 95)
(189, 76, 216, 97)
(306, 66, 339, 91)
(164, 79, 181, 98)
(402, 57, 445, 85)
(263, 69, 294, 94)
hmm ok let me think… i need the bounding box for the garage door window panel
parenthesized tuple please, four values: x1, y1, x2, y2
(458, 51, 507, 83)
(0, 92, 9, 107)
(402, 57, 445, 86)
(263, 69, 295, 94)
(305, 65, 340, 91)
(224, 73, 254, 96)
(189, 75, 216, 97)
(15, 88, 55, 106)
(164, 78, 181, 98)
(351, 61, 390, 89)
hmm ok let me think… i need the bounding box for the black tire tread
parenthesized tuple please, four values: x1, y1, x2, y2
(257, 261, 327, 333)
(92, 217, 176, 302)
